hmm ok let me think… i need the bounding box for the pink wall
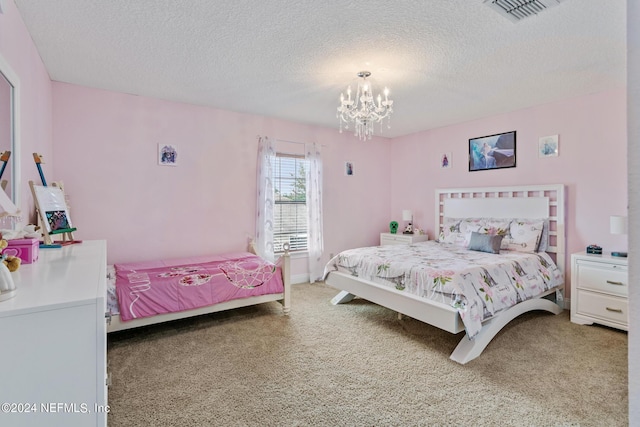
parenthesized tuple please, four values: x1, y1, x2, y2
(390, 88, 628, 292)
(0, 0, 53, 217)
(51, 82, 392, 278)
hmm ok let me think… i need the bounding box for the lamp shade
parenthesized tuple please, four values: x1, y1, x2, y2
(610, 215, 627, 235)
(402, 210, 413, 221)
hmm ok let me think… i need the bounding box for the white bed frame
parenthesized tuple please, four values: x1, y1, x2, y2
(107, 251, 291, 333)
(327, 184, 566, 364)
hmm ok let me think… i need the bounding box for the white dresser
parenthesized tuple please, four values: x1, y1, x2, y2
(0, 240, 108, 426)
(570, 252, 628, 331)
(380, 233, 429, 246)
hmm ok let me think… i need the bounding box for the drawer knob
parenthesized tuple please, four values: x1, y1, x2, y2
(606, 280, 624, 286)
(606, 307, 623, 313)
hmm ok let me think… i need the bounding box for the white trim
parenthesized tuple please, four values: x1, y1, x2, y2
(291, 273, 310, 284)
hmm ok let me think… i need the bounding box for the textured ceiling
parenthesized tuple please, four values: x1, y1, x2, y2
(14, 0, 626, 138)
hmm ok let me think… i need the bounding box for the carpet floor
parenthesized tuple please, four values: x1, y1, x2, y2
(107, 282, 628, 426)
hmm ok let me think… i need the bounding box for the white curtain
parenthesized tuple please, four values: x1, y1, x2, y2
(255, 136, 275, 263)
(305, 142, 324, 282)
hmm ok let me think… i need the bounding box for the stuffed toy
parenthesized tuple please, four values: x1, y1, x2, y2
(0, 236, 22, 272)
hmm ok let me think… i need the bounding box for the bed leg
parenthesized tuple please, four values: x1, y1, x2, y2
(331, 290, 355, 305)
(555, 288, 565, 310)
(281, 247, 291, 315)
(449, 298, 563, 364)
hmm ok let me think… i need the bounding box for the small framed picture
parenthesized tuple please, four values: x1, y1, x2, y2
(440, 152, 451, 169)
(538, 135, 559, 157)
(158, 144, 178, 166)
(345, 161, 354, 176)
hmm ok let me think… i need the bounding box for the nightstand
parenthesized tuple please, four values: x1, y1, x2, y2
(380, 233, 428, 246)
(570, 252, 628, 331)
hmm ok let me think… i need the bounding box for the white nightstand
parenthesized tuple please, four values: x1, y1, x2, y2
(380, 233, 429, 246)
(570, 252, 628, 331)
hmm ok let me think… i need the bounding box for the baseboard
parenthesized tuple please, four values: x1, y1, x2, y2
(291, 274, 310, 285)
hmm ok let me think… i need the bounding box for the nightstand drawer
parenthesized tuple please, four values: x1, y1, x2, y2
(575, 260, 628, 296)
(380, 233, 428, 246)
(381, 235, 411, 245)
(576, 290, 628, 326)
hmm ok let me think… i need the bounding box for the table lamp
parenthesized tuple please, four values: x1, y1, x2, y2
(610, 215, 627, 258)
(402, 210, 413, 234)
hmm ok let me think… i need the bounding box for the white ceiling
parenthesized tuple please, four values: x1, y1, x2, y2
(14, 0, 626, 138)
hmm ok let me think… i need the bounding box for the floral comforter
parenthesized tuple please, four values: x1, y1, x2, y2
(323, 241, 563, 338)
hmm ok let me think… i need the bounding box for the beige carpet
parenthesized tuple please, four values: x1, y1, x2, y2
(107, 282, 628, 426)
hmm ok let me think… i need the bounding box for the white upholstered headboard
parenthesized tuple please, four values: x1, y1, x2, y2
(435, 184, 566, 275)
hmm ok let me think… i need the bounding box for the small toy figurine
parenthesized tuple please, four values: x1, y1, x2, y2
(403, 223, 413, 234)
(389, 221, 399, 234)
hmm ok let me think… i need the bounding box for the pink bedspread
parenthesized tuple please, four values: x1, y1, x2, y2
(114, 252, 284, 321)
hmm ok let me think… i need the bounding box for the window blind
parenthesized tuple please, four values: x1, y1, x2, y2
(273, 154, 308, 252)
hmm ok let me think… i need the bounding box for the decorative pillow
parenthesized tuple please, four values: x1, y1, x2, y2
(536, 219, 550, 252)
(503, 219, 544, 252)
(438, 217, 462, 243)
(467, 232, 504, 254)
(480, 218, 511, 237)
(439, 218, 484, 247)
(459, 218, 485, 234)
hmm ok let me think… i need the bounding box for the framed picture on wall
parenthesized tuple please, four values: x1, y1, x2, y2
(538, 135, 559, 157)
(345, 161, 354, 176)
(158, 144, 178, 166)
(440, 152, 451, 169)
(469, 131, 516, 172)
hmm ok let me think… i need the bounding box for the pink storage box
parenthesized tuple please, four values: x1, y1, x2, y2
(3, 238, 40, 264)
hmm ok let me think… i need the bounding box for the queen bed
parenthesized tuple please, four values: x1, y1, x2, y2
(324, 184, 565, 364)
(106, 248, 291, 333)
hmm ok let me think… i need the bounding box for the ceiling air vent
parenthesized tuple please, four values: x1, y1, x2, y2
(484, 0, 566, 22)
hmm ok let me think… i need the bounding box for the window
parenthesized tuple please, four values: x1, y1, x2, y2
(273, 154, 308, 253)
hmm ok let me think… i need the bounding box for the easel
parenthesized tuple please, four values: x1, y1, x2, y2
(30, 153, 81, 247)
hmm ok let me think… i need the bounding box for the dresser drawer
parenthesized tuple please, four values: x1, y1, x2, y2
(575, 290, 628, 327)
(575, 260, 628, 297)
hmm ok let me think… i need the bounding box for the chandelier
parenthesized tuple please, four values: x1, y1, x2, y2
(337, 71, 394, 141)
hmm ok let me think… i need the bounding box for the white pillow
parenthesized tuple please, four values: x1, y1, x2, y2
(503, 219, 544, 252)
(438, 217, 462, 243)
(439, 218, 484, 247)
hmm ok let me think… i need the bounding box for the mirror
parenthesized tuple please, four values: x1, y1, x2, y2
(0, 52, 20, 222)
(0, 71, 13, 199)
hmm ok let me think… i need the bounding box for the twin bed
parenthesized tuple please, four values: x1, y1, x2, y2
(106, 249, 291, 333)
(324, 184, 566, 364)
(106, 184, 565, 366)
